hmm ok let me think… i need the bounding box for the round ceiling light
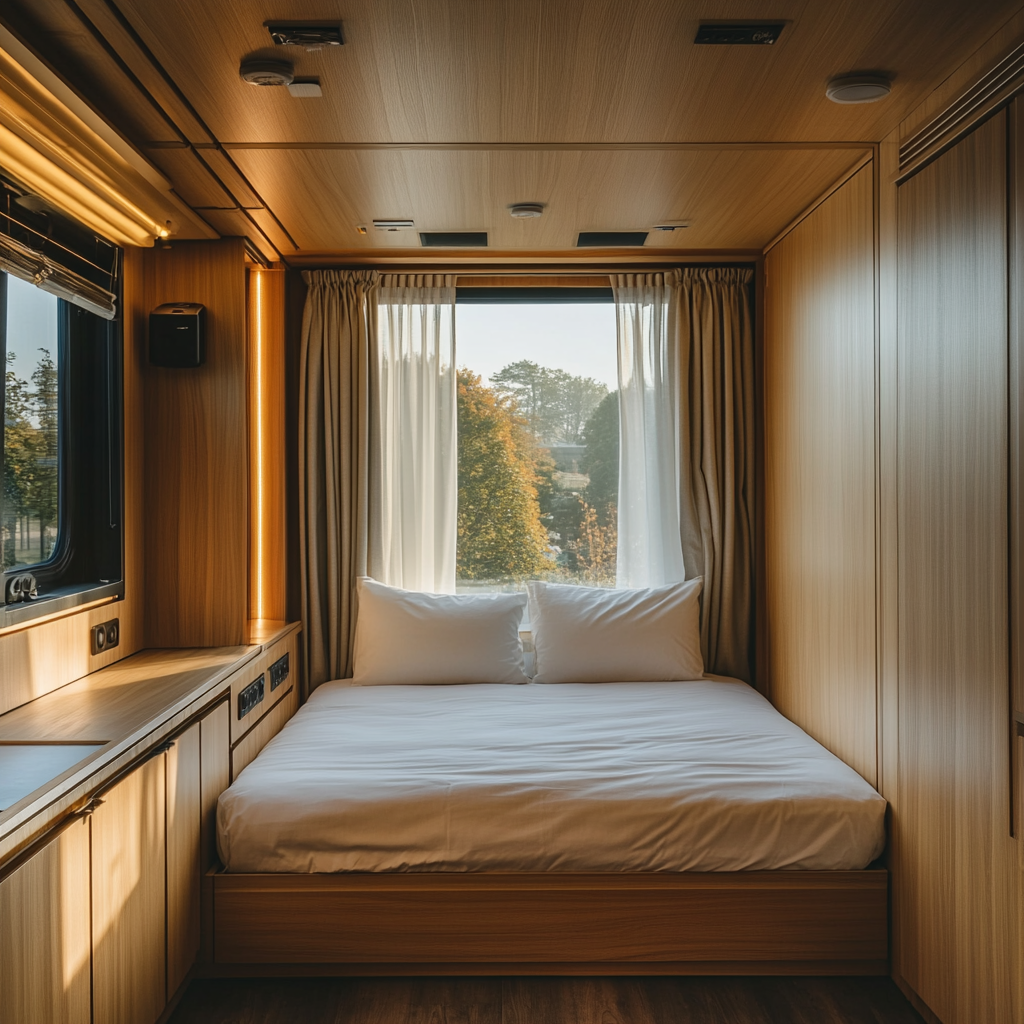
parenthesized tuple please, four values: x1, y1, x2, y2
(509, 203, 545, 218)
(239, 59, 295, 86)
(826, 73, 891, 104)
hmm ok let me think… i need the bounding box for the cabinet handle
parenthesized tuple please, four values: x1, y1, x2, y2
(75, 798, 104, 818)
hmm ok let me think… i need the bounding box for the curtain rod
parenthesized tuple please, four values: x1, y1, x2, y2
(285, 258, 760, 275)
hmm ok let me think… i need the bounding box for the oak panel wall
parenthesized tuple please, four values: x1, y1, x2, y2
(895, 110, 1023, 1024)
(136, 238, 249, 648)
(763, 165, 877, 785)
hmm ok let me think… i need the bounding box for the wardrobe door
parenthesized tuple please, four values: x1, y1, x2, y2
(92, 754, 166, 1024)
(898, 109, 1022, 1024)
(0, 817, 91, 1024)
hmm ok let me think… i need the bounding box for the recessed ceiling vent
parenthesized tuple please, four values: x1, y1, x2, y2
(694, 23, 784, 45)
(239, 59, 294, 86)
(577, 231, 648, 247)
(373, 219, 415, 231)
(266, 23, 344, 48)
(420, 232, 488, 247)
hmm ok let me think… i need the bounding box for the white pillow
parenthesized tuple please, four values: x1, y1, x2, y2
(351, 578, 528, 685)
(527, 578, 704, 684)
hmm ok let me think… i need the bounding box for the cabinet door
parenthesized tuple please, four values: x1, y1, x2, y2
(200, 702, 230, 872)
(92, 754, 166, 1024)
(0, 816, 91, 1024)
(166, 723, 201, 999)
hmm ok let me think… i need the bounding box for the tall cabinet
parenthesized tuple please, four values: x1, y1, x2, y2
(896, 108, 1024, 1024)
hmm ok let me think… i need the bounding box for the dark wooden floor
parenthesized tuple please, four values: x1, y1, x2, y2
(168, 976, 925, 1024)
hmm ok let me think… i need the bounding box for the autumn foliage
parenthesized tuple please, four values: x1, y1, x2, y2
(456, 368, 550, 580)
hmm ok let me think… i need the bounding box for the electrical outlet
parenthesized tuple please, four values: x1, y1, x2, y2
(238, 674, 265, 719)
(91, 617, 120, 656)
(269, 652, 289, 691)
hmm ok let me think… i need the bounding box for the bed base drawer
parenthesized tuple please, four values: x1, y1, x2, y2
(210, 868, 888, 974)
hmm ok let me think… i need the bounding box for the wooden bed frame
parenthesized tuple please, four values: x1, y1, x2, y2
(208, 868, 888, 975)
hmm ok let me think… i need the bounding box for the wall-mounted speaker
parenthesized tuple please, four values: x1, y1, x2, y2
(149, 302, 206, 367)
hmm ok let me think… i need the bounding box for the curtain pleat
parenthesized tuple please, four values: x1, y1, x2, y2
(299, 269, 379, 692)
(678, 267, 756, 684)
(375, 274, 457, 593)
(611, 271, 686, 589)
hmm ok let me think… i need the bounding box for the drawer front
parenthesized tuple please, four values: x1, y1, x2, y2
(229, 631, 300, 744)
(231, 683, 299, 781)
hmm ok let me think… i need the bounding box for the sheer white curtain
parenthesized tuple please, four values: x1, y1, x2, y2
(612, 270, 686, 589)
(374, 275, 457, 593)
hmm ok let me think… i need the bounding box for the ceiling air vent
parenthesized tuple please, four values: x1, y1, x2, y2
(266, 22, 344, 48)
(694, 23, 784, 45)
(420, 232, 488, 247)
(577, 231, 648, 247)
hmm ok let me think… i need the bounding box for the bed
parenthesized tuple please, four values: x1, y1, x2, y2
(211, 676, 888, 974)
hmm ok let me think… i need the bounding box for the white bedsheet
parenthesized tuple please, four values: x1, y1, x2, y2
(217, 679, 886, 873)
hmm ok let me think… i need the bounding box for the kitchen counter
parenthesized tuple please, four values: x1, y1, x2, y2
(0, 620, 299, 868)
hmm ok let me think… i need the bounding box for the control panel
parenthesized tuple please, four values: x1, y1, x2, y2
(269, 652, 290, 691)
(237, 674, 265, 720)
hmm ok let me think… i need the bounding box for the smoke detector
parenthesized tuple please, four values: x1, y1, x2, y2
(826, 73, 891, 104)
(240, 60, 294, 86)
(509, 203, 544, 219)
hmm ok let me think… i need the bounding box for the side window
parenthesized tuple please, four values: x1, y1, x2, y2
(2, 274, 62, 570)
(0, 177, 124, 624)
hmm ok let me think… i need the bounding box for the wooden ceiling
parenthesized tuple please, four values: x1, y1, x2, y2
(1, 0, 1022, 260)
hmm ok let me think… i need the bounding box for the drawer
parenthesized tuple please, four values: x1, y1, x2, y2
(229, 630, 300, 745)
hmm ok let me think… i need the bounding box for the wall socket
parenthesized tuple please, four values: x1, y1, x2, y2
(90, 617, 120, 656)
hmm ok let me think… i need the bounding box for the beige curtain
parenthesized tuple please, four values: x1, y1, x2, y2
(299, 269, 379, 692)
(376, 275, 457, 592)
(678, 267, 756, 684)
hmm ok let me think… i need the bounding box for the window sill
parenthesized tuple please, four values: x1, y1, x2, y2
(1, 580, 124, 632)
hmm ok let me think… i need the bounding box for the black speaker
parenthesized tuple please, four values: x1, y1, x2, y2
(149, 302, 206, 367)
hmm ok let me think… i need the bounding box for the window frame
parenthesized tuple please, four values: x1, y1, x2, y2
(0, 270, 125, 629)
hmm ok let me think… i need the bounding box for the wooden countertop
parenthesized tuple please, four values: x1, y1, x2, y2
(0, 621, 300, 867)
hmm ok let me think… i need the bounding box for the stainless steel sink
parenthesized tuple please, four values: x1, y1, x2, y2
(0, 741, 106, 812)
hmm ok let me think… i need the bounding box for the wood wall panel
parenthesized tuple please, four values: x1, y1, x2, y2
(0, 818, 91, 1024)
(763, 164, 877, 785)
(166, 721, 201, 1000)
(896, 110, 1023, 1024)
(92, 754, 167, 1024)
(138, 238, 249, 647)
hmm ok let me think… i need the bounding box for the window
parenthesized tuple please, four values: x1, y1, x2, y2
(454, 290, 618, 593)
(3, 275, 59, 569)
(0, 178, 123, 626)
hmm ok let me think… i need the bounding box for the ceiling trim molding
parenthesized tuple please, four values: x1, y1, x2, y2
(217, 141, 875, 153)
(899, 34, 1024, 175)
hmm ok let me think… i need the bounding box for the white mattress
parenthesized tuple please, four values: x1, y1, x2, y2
(217, 679, 886, 873)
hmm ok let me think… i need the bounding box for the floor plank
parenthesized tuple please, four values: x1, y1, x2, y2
(166, 977, 924, 1024)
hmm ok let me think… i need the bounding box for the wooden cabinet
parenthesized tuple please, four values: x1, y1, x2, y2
(896, 110, 1023, 1024)
(200, 702, 230, 873)
(166, 723, 201, 1001)
(0, 817, 91, 1024)
(232, 682, 299, 780)
(92, 754, 167, 1024)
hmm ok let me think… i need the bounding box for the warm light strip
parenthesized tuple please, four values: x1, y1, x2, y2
(253, 270, 266, 620)
(0, 123, 166, 247)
